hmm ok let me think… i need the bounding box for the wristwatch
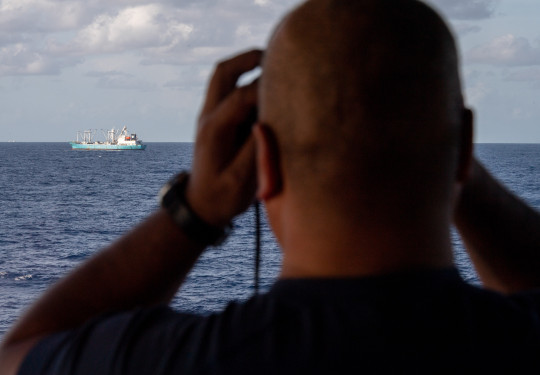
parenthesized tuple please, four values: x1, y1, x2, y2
(159, 171, 231, 246)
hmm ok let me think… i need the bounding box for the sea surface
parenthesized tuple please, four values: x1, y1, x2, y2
(1, 142, 539, 340)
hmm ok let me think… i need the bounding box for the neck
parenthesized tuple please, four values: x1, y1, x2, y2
(270, 198, 454, 279)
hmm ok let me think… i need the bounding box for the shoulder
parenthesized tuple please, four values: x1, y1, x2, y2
(16, 282, 339, 375)
(17, 276, 540, 375)
(16, 294, 286, 375)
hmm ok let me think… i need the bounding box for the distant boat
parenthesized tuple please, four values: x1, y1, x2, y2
(70, 126, 147, 150)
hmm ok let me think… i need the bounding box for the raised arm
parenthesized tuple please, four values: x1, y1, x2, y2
(454, 159, 540, 293)
(0, 49, 263, 375)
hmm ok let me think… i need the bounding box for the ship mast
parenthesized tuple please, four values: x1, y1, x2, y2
(107, 128, 118, 144)
(76, 130, 94, 143)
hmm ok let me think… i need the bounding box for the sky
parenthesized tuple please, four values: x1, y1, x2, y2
(0, 0, 539, 143)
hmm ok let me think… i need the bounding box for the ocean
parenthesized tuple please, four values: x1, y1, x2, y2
(1, 142, 539, 340)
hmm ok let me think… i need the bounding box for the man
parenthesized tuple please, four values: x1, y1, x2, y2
(2, 0, 540, 373)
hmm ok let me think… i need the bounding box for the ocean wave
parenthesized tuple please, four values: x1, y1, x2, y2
(14, 275, 33, 281)
(2, 143, 537, 341)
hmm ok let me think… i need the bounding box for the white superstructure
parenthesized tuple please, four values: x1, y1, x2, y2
(114, 126, 144, 146)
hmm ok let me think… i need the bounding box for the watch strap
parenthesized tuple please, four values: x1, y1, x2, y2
(160, 172, 231, 246)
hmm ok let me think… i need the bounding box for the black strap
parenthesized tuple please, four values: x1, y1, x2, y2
(254, 200, 261, 294)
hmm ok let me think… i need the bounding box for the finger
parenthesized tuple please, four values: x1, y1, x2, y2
(193, 80, 258, 176)
(189, 135, 257, 227)
(201, 49, 263, 116)
(198, 80, 258, 148)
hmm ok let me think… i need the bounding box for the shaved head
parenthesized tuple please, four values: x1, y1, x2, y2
(259, 0, 468, 220)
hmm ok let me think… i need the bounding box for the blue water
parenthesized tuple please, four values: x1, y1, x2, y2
(0, 143, 539, 339)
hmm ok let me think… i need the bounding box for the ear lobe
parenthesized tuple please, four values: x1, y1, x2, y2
(254, 123, 282, 200)
(456, 108, 474, 183)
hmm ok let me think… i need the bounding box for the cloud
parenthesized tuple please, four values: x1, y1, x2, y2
(0, 0, 298, 77)
(86, 70, 157, 90)
(59, 5, 194, 54)
(467, 35, 540, 66)
(0, 0, 90, 74)
(426, 0, 498, 21)
(452, 23, 482, 36)
(504, 67, 540, 82)
(164, 66, 211, 90)
(504, 67, 540, 89)
(0, 0, 87, 33)
(462, 69, 493, 105)
(0, 43, 79, 75)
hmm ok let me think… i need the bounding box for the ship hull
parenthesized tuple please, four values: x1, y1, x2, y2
(70, 142, 146, 150)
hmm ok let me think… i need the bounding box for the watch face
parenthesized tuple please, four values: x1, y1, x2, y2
(160, 172, 189, 210)
(174, 204, 191, 224)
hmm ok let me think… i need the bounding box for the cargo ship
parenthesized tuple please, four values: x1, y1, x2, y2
(70, 126, 147, 150)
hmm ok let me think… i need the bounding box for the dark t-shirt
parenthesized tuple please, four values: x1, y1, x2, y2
(18, 268, 540, 374)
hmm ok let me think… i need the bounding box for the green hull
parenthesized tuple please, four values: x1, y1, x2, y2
(70, 142, 146, 150)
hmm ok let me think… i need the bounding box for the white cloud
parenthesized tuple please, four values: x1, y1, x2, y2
(67, 5, 192, 53)
(0, 0, 297, 76)
(94, 73, 157, 91)
(463, 70, 492, 105)
(467, 34, 540, 66)
(164, 66, 211, 90)
(0, 0, 86, 33)
(453, 23, 482, 36)
(0, 43, 58, 75)
(504, 67, 540, 90)
(511, 107, 532, 120)
(466, 80, 491, 105)
(426, 0, 498, 21)
(505, 67, 540, 82)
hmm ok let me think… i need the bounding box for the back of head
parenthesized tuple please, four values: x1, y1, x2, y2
(260, 0, 465, 223)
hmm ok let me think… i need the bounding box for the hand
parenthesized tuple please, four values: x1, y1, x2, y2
(453, 157, 483, 223)
(187, 49, 263, 227)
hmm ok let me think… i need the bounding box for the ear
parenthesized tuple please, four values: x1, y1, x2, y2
(253, 123, 282, 200)
(456, 108, 474, 183)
